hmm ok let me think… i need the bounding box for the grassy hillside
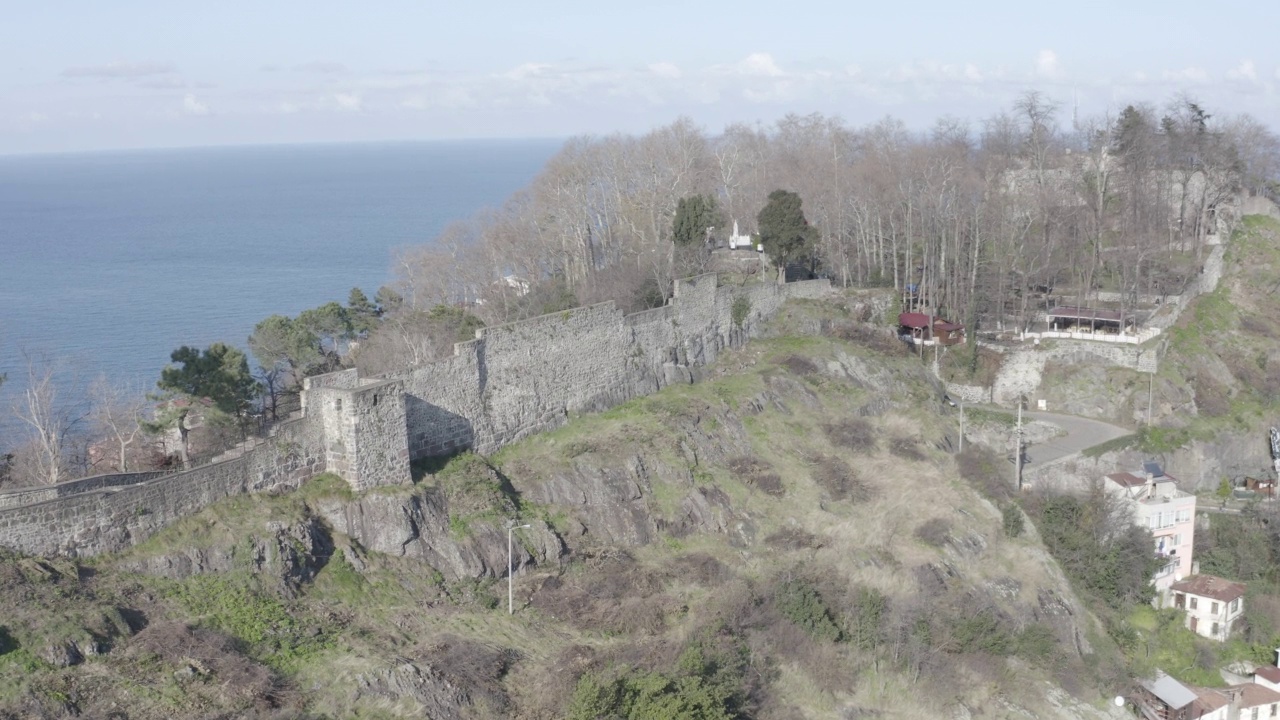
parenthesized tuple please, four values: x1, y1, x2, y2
(0, 296, 1138, 719)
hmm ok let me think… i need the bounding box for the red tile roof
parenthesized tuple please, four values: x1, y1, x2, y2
(1107, 472, 1147, 488)
(1255, 666, 1280, 683)
(1171, 575, 1247, 603)
(1236, 682, 1280, 709)
(899, 312, 930, 329)
(1192, 687, 1228, 715)
(1048, 305, 1125, 322)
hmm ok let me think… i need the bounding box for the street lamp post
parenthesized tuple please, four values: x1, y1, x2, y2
(508, 523, 530, 615)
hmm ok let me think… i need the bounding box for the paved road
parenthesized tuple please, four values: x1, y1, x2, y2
(1021, 411, 1132, 467)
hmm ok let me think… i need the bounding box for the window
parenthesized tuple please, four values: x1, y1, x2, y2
(1271, 702, 1276, 717)
(1251, 707, 1258, 720)
(1212, 602, 1219, 614)
(1213, 622, 1220, 638)
(1190, 597, 1198, 610)
(1176, 509, 1191, 523)
(1234, 598, 1242, 613)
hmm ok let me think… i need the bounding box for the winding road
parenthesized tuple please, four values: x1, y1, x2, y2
(1022, 411, 1132, 467)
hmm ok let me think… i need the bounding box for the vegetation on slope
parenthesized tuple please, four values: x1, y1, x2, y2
(1146, 214, 1280, 449)
(0, 293, 1153, 719)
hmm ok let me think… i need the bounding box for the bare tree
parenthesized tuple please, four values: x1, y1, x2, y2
(11, 354, 84, 486)
(88, 375, 149, 473)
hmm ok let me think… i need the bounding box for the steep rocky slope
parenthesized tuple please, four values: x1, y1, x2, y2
(0, 299, 1131, 719)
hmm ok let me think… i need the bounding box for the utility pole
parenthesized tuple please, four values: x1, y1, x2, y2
(1014, 401, 1023, 491)
(1152, 368, 1162, 425)
(508, 523, 530, 615)
(959, 402, 965, 454)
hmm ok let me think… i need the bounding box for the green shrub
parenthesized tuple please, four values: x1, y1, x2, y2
(731, 296, 751, 329)
(775, 579, 843, 642)
(950, 609, 1013, 654)
(1015, 623, 1057, 661)
(1002, 504, 1025, 538)
(849, 587, 887, 651)
(566, 639, 746, 719)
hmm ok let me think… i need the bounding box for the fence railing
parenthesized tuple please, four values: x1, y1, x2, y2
(1020, 327, 1162, 345)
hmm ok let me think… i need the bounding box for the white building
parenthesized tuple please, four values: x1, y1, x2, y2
(1169, 575, 1247, 642)
(1105, 465, 1197, 601)
(727, 220, 756, 251)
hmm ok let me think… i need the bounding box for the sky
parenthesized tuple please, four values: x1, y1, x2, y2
(3, 0, 1279, 154)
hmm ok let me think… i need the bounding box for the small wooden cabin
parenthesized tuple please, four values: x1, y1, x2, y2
(898, 312, 966, 346)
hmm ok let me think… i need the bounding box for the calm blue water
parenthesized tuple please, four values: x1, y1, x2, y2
(0, 140, 560, 449)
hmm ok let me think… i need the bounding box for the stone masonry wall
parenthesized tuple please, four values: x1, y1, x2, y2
(0, 275, 829, 558)
(393, 275, 831, 459)
(0, 472, 166, 511)
(1045, 340, 1159, 374)
(0, 414, 327, 557)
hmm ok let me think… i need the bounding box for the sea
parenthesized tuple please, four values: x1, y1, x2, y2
(0, 139, 562, 450)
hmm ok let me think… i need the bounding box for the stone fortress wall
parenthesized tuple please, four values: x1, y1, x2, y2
(0, 275, 831, 558)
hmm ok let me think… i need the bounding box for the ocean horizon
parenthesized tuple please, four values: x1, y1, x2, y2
(0, 138, 562, 450)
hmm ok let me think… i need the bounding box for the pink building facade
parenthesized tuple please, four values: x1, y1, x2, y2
(1106, 470, 1197, 602)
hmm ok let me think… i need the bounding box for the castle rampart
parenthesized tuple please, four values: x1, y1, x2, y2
(0, 275, 831, 558)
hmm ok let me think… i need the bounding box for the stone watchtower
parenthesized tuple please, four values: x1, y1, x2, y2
(303, 371, 411, 491)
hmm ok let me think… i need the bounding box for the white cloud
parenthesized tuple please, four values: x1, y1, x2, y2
(1228, 59, 1257, 82)
(182, 93, 210, 116)
(886, 61, 985, 84)
(27, 111, 48, 123)
(63, 61, 175, 79)
(274, 101, 300, 114)
(334, 92, 362, 111)
(504, 63, 552, 81)
(845, 65, 862, 77)
(1035, 50, 1059, 77)
(1162, 67, 1209, 84)
(648, 62, 682, 79)
(734, 53, 784, 77)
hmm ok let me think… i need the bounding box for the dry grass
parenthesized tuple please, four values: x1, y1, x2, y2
(823, 418, 877, 453)
(727, 455, 786, 497)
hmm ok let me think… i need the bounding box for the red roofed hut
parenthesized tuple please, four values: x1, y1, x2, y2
(898, 313, 966, 346)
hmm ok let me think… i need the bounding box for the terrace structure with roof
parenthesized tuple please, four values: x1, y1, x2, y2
(1047, 305, 1135, 334)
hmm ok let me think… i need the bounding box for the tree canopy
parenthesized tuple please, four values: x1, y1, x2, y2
(158, 343, 258, 419)
(756, 190, 818, 270)
(673, 194, 725, 246)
